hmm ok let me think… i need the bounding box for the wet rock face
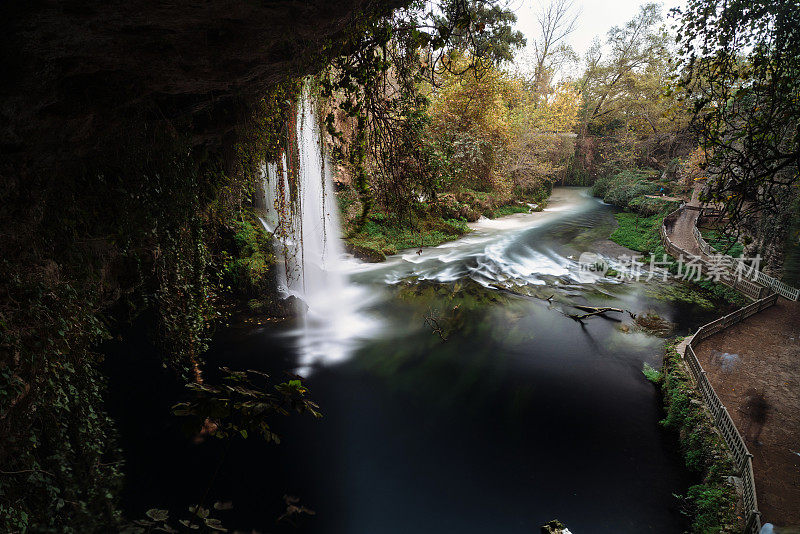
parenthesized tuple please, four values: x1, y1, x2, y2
(0, 0, 403, 174)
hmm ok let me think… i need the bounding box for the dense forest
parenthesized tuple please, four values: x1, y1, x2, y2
(1, 0, 798, 532)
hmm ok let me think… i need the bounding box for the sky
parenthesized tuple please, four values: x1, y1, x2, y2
(511, 0, 683, 65)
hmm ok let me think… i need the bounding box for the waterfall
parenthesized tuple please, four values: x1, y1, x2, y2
(259, 81, 375, 371)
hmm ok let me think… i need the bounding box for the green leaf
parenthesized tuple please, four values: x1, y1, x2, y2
(189, 505, 209, 519)
(205, 518, 228, 532)
(178, 519, 200, 530)
(146, 508, 169, 522)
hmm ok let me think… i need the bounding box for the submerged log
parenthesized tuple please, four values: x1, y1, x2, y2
(568, 305, 624, 320)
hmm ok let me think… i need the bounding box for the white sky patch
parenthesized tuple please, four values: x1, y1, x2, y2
(510, 0, 684, 67)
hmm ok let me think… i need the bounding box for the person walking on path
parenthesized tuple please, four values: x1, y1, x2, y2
(740, 388, 770, 446)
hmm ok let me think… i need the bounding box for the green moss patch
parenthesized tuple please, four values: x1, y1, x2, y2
(610, 211, 667, 253)
(658, 342, 739, 533)
(345, 213, 471, 262)
(700, 229, 744, 258)
(492, 203, 531, 218)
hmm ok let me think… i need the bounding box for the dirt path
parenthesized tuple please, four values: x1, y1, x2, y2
(669, 208, 703, 257)
(693, 299, 800, 526)
(665, 183, 703, 257)
(644, 194, 682, 202)
(669, 182, 800, 525)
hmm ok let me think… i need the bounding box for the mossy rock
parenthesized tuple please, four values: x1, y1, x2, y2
(633, 312, 675, 337)
(345, 242, 386, 263)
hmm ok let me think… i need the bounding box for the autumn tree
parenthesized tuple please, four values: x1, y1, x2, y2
(507, 83, 581, 190)
(321, 0, 526, 225)
(573, 3, 691, 177)
(428, 64, 514, 192)
(429, 63, 580, 195)
(528, 0, 579, 103)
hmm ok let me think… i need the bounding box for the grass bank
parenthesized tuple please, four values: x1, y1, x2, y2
(647, 341, 740, 533)
(344, 213, 471, 262)
(609, 210, 668, 253)
(339, 186, 549, 262)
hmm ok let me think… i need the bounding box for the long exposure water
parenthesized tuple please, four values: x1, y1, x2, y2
(108, 188, 733, 533)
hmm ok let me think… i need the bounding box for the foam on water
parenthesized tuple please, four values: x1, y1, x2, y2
(349, 187, 613, 292)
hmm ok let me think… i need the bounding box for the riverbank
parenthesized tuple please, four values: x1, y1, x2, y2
(594, 170, 747, 532)
(655, 341, 740, 533)
(344, 214, 471, 262)
(605, 201, 749, 307)
(340, 187, 550, 262)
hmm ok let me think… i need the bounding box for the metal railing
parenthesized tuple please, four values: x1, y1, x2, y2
(660, 205, 783, 533)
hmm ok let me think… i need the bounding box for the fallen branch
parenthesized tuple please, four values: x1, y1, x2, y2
(572, 305, 623, 314)
(568, 305, 624, 321)
(424, 311, 448, 340)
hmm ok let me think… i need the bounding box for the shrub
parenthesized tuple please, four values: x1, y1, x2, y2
(591, 169, 660, 209)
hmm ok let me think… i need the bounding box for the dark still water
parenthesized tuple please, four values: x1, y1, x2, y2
(107, 188, 730, 533)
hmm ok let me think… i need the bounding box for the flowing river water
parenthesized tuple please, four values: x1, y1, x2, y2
(108, 187, 734, 533)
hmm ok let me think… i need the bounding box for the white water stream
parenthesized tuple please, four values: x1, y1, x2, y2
(260, 83, 376, 372)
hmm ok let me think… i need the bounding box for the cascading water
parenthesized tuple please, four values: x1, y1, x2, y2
(259, 82, 376, 371)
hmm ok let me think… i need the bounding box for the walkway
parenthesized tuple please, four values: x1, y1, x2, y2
(693, 299, 800, 526)
(670, 183, 800, 527)
(667, 184, 702, 256)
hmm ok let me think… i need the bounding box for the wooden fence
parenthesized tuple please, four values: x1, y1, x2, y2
(693, 226, 716, 257)
(692, 219, 799, 301)
(660, 223, 769, 300)
(660, 204, 783, 533)
(684, 292, 778, 534)
(752, 271, 799, 301)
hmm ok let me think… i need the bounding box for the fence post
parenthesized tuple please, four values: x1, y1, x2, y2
(740, 453, 753, 477)
(716, 403, 727, 426)
(744, 509, 761, 534)
(697, 369, 707, 396)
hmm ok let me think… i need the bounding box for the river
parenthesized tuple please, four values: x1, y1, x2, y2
(108, 187, 731, 533)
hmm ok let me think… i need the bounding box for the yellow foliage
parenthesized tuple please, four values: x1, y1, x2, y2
(685, 146, 709, 184)
(429, 62, 580, 193)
